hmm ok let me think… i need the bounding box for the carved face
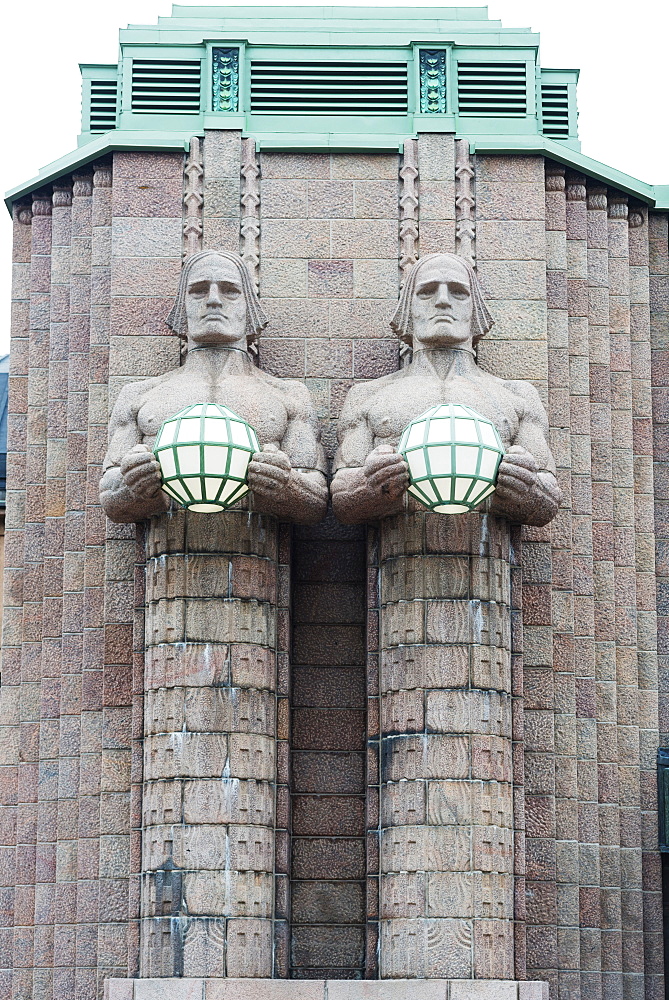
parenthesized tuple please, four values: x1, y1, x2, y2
(410, 256, 474, 350)
(185, 256, 248, 348)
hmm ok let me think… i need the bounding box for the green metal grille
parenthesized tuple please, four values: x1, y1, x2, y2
(153, 402, 259, 513)
(399, 403, 504, 514)
(89, 79, 118, 132)
(131, 59, 202, 114)
(250, 59, 408, 113)
(457, 61, 527, 116)
(541, 82, 570, 139)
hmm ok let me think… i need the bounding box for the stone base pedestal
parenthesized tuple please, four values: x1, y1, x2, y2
(105, 979, 549, 1000)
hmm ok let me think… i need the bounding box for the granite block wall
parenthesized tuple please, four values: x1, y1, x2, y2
(0, 135, 667, 999)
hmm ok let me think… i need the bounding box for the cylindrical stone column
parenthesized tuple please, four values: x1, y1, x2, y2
(140, 509, 278, 978)
(379, 509, 514, 979)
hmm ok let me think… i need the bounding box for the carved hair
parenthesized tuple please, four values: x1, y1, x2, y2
(166, 250, 268, 347)
(390, 253, 494, 348)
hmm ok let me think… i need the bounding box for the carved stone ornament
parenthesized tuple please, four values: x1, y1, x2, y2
(183, 136, 203, 258)
(331, 252, 562, 526)
(52, 183, 73, 208)
(455, 138, 476, 267)
(100, 249, 328, 525)
(399, 138, 419, 280)
(241, 137, 261, 290)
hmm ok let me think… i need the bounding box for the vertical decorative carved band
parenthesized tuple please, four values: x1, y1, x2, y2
(399, 138, 419, 282)
(241, 137, 261, 290)
(419, 49, 447, 113)
(455, 138, 475, 268)
(212, 47, 240, 112)
(183, 136, 204, 259)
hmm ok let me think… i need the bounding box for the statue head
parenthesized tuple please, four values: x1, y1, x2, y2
(390, 253, 493, 352)
(167, 250, 268, 352)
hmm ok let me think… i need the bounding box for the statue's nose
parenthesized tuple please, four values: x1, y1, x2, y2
(206, 282, 223, 304)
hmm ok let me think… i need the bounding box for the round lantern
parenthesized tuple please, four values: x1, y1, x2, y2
(398, 403, 504, 514)
(153, 403, 259, 513)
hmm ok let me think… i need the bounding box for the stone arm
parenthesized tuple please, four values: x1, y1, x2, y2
(248, 382, 328, 525)
(99, 382, 170, 523)
(331, 384, 409, 525)
(489, 381, 562, 527)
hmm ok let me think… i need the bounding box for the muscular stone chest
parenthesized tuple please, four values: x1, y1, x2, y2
(136, 373, 290, 446)
(367, 373, 521, 449)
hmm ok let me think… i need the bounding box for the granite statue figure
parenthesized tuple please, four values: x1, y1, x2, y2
(331, 252, 561, 525)
(100, 249, 328, 524)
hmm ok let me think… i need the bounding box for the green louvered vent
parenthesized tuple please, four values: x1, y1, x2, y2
(131, 59, 201, 113)
(457, 62, 527, 116)
(541, 82, 570, 138)
(250, 60, 408, 113)
(89, 79, 118, 132)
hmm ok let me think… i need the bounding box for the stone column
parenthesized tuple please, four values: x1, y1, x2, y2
(140, 509, 278, 979)
(379, 509, 514, 979)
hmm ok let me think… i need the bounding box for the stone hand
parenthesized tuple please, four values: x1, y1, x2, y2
(120, 444, 164, 499)
(495, 445, 540, 501)
(248, 444, 292, 497)
(363, 445, 409, 499)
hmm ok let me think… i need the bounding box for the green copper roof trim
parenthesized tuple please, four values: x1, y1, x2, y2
(468, 137, 660, 206)
(5, 128, 667, 214)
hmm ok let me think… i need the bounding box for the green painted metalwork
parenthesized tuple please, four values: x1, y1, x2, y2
(212, 47, 240, 112)
(419, 49, 447, 114)
(4, 6, 667, 211)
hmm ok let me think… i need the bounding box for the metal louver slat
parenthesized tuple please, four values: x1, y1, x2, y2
(131, 59, 201, 114)
(90, 80, 118, 132)
(250, 60, 408, 113)
(541, 83, 570, 138)
(457, 62, 527, 116)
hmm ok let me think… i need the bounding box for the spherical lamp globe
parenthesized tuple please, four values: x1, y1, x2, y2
(153, 403, 259, 513)
(398, 403, 504, 514)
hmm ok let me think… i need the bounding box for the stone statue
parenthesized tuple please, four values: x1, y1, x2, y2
(100, 249, 328, 524)
(331, 252, 561, 525)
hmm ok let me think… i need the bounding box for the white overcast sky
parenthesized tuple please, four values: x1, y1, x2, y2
(1, 0, 668, 354)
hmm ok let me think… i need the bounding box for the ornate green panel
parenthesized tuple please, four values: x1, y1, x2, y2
(212, 47, 240, 112)
(419, 49, 447, 114)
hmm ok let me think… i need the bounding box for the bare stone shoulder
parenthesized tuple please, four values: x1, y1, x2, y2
(112, 372, 175, 418)
(499, 377, 546, 417)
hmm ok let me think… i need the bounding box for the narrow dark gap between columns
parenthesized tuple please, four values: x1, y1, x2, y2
(289, 511, 367, 979)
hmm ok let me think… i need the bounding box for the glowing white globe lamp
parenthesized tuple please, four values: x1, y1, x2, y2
(153, 403, 259, 513)
(398, 403, 504, 514)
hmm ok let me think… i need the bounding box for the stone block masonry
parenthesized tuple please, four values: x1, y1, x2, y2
(0, 135, 666, 999)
